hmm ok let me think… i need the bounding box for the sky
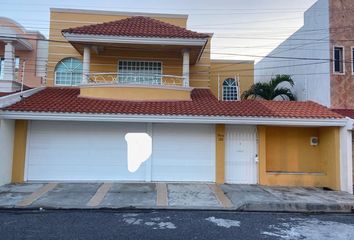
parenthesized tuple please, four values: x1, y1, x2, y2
(0, 0, 318, 61)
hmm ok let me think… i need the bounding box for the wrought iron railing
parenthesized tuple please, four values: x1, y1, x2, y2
(86, 72, 185, 87)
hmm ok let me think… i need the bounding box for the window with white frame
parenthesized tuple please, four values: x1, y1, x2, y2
(334, 46, 344, 74)
(0, 57, 20, 80)
(118, 60, 162, 85)
(55, 58, 83, 86)
(222, 78, 238, 101)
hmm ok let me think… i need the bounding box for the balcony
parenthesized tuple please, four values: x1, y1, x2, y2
(80, 72, 193, 101)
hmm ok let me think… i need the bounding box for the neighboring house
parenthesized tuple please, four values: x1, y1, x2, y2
(255, 0, 354, 184)
(0, 17, 48, 94)
(0, 8, 352, 193)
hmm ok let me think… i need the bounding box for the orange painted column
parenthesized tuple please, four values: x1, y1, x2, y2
(12, 120, 28, 183)
(215, 124, 225, 184)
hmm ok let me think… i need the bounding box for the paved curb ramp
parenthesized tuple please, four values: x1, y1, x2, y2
(0, 183, 354, 213)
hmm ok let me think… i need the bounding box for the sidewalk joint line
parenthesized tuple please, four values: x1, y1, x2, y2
(208, 184, 233, 208)
(17, 183, 58, 207)
(87, 182, 113, 207)
(156, 183, 168, 207)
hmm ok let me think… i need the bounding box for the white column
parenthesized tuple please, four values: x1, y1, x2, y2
(3, 41, 15, 82)
(340, 122, 353, 193)
(182, 49, 190, 87)
(82, 46, 91, 84)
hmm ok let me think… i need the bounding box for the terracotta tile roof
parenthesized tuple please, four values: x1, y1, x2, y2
(62, 16, 209, 39)
(332, 109, 354, 119)
(1, 87, 343, 119)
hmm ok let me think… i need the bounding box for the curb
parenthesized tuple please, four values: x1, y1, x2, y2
(0, 203, 353, 214)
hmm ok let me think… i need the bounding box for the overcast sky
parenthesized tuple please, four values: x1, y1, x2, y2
(1, 0, 318, 61)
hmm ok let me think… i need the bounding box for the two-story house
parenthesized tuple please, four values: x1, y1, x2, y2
(255, 0, 354, 183)
(0, 8, 352, 193)
(0, 17, 47, 94)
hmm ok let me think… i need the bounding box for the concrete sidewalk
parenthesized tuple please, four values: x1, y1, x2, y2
(0, 183, 354, 213)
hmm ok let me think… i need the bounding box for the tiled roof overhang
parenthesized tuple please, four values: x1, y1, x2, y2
(0, 87, 345, 127)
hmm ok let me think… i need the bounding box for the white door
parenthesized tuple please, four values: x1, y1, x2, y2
(225, 125, 258, 184)
(26, 121, 215, 182)
(151, 124, 215, 182)
(26, 121, 148, 181)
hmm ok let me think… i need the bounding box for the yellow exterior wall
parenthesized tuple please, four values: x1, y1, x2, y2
(265, 127, 322, 173)
(210, 60, 254, 100)
(11, 120, 28, 183)
(88, 48, 184, 83)
(80, 85, 192, 101)
(258, 126, 340, 190)
(190, 38, 211, 89)
(47, 10, 212, 90)
(215, 124, 225, 184)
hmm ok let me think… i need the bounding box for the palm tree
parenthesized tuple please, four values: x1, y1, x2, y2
(241, 74, 296, 101)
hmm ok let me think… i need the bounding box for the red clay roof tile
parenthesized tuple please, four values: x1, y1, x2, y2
(1, 87, 343, 119)
(62, 16, 209, 39)
(332, 109, 354, 119)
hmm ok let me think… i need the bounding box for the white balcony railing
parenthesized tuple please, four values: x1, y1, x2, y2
(86, 72, 186, 87)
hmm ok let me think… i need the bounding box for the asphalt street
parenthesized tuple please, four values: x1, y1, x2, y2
(1, 210, 354, 239)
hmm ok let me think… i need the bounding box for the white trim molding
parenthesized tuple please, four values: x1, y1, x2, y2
(0, 111, 348, 127)
(62, 33, 208, 47)
(0, 87, 45, 108)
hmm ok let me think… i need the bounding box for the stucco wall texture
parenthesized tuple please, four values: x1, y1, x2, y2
(329, 0, 354, 109)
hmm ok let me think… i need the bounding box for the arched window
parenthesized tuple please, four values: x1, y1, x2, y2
(222, 78, 238, 101)
(55, 58, 83, 86)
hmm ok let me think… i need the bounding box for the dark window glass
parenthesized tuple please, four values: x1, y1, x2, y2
(334, 47, 344, 73)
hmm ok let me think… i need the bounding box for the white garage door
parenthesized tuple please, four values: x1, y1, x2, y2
(152, 124, 215, 182)
(26, 121, 215, 182)
(225, 125, 258, 184)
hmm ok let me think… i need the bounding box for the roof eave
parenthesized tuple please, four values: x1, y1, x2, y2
(0, 111, 347, 127)
(62, 33, 208, 46)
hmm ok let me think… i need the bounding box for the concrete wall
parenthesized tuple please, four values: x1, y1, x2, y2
(258, 126, 341, 190)
(265, 127, 322, 173)
(0, 119, 15, 186)
(255, 0, 331, 106)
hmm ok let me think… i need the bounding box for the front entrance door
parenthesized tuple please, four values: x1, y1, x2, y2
(225, 125, 258, 184)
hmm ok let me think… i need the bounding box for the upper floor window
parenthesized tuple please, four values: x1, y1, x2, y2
(352, 47, 354, 75)
(334, 46, 344, 74)
(0, 57, 20, 80)
(55, 58, 83, 86)
(222, 78, 239, 101)
(118, 60, 162, 85)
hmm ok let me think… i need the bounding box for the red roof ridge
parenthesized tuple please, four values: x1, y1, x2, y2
(62, 16, 210, 39)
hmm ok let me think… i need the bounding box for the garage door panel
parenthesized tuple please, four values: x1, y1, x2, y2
(27, 121, 147, 181)
(152, 124, 215, 182)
